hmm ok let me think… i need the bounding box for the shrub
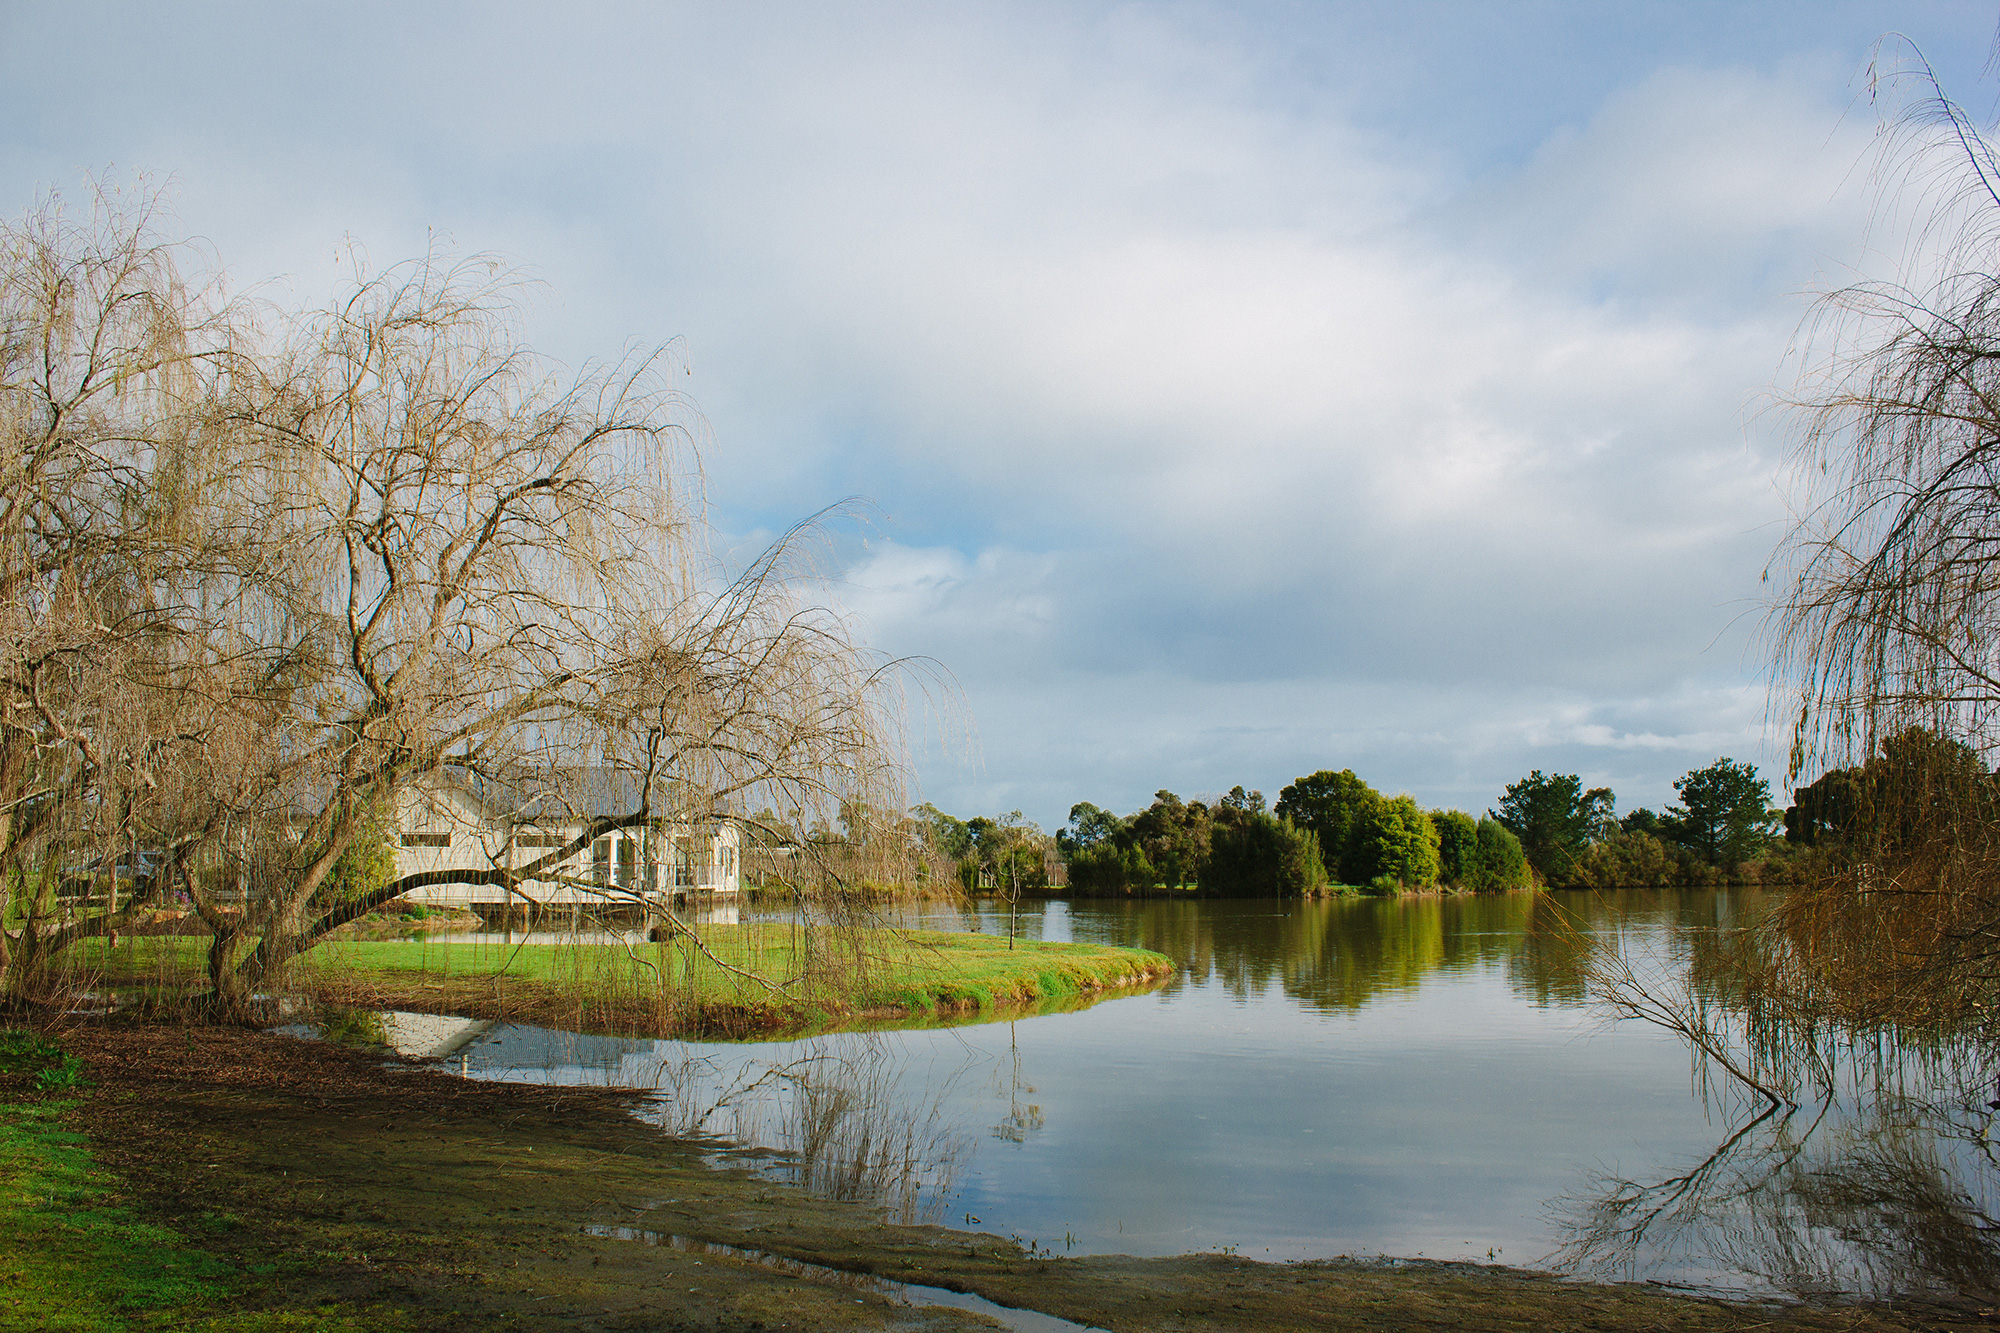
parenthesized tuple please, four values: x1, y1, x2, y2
(1466, 818, 1532, 891)
(1570, 831, 1681, 888)
(0, 1031, 89, 1092)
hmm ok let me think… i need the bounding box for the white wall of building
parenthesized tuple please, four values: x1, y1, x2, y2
(389, 780, 742, 908)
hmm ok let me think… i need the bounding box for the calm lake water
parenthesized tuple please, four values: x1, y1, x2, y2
(416, 891, 2000, 1302)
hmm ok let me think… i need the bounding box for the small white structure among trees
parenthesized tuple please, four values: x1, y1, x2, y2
(390, 772, 742, 910)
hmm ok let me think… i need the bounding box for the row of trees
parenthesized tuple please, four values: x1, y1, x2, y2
(935, 755, 1786, 901)
(1494, 759, 1783, 889)
(1274, 771, 1530, 893)
(1059, 787, 1326, 896)
(1046, 777, 1532, 897)
(909, 804, 1052, 894)
(0, 191, 902, 1013)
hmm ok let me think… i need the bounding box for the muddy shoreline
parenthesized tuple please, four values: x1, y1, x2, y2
(35, 1021, 1971, 1330)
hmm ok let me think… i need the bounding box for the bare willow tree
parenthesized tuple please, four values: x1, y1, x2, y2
(1755, 38, 2000, 1037)
(173, 254, 910, 1016)
(0, 187, 913, 1016)
(1777, 41, 2000, 768)
(0, 188, 257, 1000)
(1554, 44, 2000, 1098)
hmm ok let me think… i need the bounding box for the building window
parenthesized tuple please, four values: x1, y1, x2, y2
(401, 832, 451, 847)
(514, 834, 568, 848)
(592, 837, 611, 883)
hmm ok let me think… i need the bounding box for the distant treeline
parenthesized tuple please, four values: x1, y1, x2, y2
(1056, 778, 1527, 897)
(915, 752, 1816, 898)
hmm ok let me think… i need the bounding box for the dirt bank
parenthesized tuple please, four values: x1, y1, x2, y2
(35, 1022, 1975, 1331)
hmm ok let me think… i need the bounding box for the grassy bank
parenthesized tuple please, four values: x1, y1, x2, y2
(72, 928, 1175, 1038)
(0, 1031, 346, 1333)
(2, 1021, 1963, 1333)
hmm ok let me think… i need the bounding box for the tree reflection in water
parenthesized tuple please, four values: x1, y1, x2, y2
(1538, 883, 2000, 1303)
(991, 1019, 1044, 1143)
(1553, 1086, 2000, 1304)
(482, 892, 2000, 1289)
(636, 1035, 974, 1226)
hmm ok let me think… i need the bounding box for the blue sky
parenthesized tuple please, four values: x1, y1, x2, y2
(3, 2, 1994, 829)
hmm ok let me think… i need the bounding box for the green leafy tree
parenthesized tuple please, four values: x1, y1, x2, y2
(1494, 772, 1613, 884)
(910, 802, 973, 860)
(1201, 806, 1327, 897)
(1659, 758, 1773, 868)
(1783, 767, 1860, 849)
(1131, 791, 1212, 888)
(1120, 841, 1158, 888)
(1784, 728, 1989, 857)
(1620, 807, 1661, 836)
(966, 811, 1047, 892)
(1365, 796, 1441, 889)
(1467, 817, 1532, 891)
(1432, 810, 1479, 886)
(1219, 785, 1266, 813)
(1057, 801, 1123, 857)
(1066, 839, 1141, 893)
(1276, 770, 1385, 885)
(316, 804, 397, 907)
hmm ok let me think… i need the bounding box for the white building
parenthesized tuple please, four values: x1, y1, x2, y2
(390, 770, 741, 910)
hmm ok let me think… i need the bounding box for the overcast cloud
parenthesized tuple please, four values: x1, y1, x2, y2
(2, 1, 1992, 828)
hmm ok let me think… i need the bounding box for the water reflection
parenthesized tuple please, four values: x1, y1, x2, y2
(318, 892, 2000, 1301)
(1554, 1089, 2000, 1306)
(419, 1025, 975, 1227)
(928, 892, 1652, 1014)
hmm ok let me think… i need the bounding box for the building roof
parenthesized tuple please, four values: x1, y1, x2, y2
(424, 766, 725, 826)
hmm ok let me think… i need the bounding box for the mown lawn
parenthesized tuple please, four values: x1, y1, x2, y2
(69, 928, 1174, 1038)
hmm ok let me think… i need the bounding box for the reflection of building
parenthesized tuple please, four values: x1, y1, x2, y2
(391, 771, 740, 910)
(378, 1012, 497, 1062)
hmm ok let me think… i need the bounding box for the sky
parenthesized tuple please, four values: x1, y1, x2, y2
(3, 1, 1995, 831)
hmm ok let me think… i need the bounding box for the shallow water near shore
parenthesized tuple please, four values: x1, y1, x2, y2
(375, 891, 2000, 1304)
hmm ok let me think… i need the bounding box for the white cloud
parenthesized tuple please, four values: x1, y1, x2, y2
(0, 2, 1920, 824)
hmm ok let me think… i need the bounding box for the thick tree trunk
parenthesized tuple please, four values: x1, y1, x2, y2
(203, 925, 257, 1024)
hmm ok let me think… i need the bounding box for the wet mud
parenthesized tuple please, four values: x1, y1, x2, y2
(53, 1023, 1973, 1331)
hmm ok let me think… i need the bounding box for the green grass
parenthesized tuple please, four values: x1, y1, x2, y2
(0, 1096, 236, 1329)
(70, 928, 1173, 1037)
(0, 1031, 91, 1091)
(0, 1032, 426, 1333)
(0, 1024, 236, 1331)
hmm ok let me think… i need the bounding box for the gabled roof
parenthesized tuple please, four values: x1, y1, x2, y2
(422, 766, 719, 825)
